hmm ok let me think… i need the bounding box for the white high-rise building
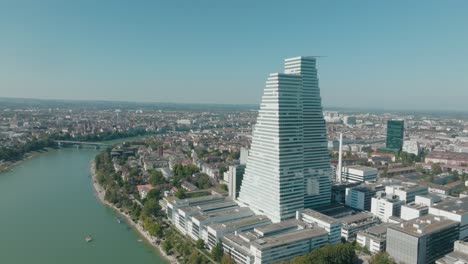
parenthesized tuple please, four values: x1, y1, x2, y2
(238, 57, 331, 222)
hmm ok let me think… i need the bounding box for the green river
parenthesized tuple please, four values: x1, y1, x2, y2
(0, 147, 166, 264)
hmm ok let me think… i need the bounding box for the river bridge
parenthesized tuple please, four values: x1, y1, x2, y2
(54, 140, 112, 149)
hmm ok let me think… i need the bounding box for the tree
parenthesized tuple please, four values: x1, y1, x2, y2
(415, 164, 425, 173)
(211, 241, 224, 261)
(220, 184, 228, 192)
(162, 239, 172, 254)
(146, 188, 161, 200)
(431, 163, 443, 175)
(382, 167, 389, 178)
(147, 222, 162, 237)
(149, 169, 166, 186)
(220, 254, 236, 264)
(187, 251, 204, 264)
(175, 188, 186, 199)
(369, 252, 397, 264)
(196, 239, 205, 249)
(143, 199, 160, 216)
(288, 243, 356, 264)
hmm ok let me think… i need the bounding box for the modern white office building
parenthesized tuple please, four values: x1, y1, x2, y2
(341, 165, 378, 183)
(401, 202, 429, 221)
(226, 164, 246, 200)
(356, 223, 393, 253)
(238, 57, 331, 223)
(300, 209, 342, 244)
(403, 140, 420, 156)
(222, 220, 329, 264)
(385, 183, 428, 203)
(371, 194, 405, 222)
(345, 183, 384, 211)
(436, 240, 468, 264)
(429, 196, 468, 240)
(205, 215, 271, 249)
(339, 212, 380, 241)
(387, 215, 459, 264)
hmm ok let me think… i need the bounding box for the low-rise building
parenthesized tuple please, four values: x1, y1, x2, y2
(403, 140, 420, 156)
(429, 196, 468, 240)
(222, 220, 329, 264)
(387, 215, 459, 264)
(175, 199, 240, 235)
(190, 207, 254, 241)
(136, 184, 154, 199)
(436, 240, 468, 264)
(426, 151, 468, 166)
(331, 182, 361, 204)
(401, 202, 429, 221)
(356, 223, 393, 253)
(415, 193, 443, 207)
(385, 182, 428, 203)
(226, 164, 245, 200)
(206, 215, 271, 249)
(339, 212, 380, 241)
(300, 209, 342, 244)
(341, 165, 378, 183)
(371, 194, 405, 222)
(345, 183, 384, 211)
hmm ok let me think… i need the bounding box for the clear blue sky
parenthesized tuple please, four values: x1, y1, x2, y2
(0, 1, 467, 110)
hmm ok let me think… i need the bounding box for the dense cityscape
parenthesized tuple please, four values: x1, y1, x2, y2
(2, 1, 467, 264)
(2, 57, 468, 264)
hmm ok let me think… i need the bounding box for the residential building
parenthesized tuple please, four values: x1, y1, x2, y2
(426, 151, 468, 166)
(136, 184, 154, 199)
(387, 215, 459, 264)
(238, 57, 331, 223)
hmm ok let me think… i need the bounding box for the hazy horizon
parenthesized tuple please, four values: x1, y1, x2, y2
(1, 1, 467, 111)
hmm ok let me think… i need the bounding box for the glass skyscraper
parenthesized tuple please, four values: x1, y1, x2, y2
(237, 57, 331, 223)
(386, 120, 405, 152)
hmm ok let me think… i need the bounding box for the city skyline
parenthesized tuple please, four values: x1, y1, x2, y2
(1, 1, 467, 111)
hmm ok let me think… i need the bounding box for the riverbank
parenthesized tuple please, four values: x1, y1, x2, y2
(0, 149, 49, 174)
(90, 161, 178, 264)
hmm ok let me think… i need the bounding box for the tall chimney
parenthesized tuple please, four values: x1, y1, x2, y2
(336, 133, 343, 182)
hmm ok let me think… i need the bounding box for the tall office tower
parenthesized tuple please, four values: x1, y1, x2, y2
(238, 57, 331, 222)
(386, 120, 405, 152)
(284, 57, 331, 209)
